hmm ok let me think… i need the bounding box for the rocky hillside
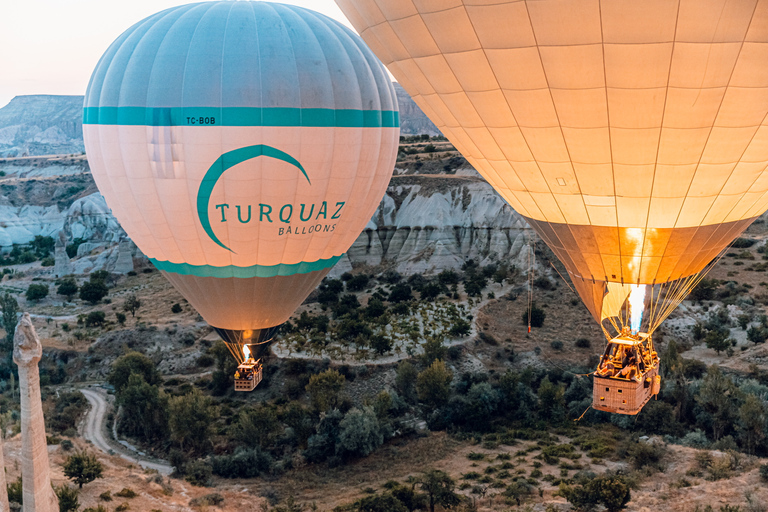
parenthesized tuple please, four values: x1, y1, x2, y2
(394, 83, 440, 136)
(347, 174, 530, 274)
(0, 85, 440, 160)
(0, 95, 84, 157)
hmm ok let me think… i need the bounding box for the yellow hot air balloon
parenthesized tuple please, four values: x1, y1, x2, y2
(84, 2, 399, 390)
(336, 0, 768, 413)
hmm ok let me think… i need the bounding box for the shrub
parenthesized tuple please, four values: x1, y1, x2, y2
(7, 476, 21, 504)
(184, 459, 212, 487)
(99, 491, 112, 501)
(79, 281, 108, 304)
(84, 311, 106, 327)
(210, 448, 273, 478)
(575, 338, 591, 348)
(522, 303, 546, 328)
(115, 488, 137, 498)
(57, 278, 78, 300)
(189, 493, 224, 507)
(550, 340, 564, 351)
(171, 303, 182, 313)
(759, 463, 768, 482)
(55, 484, 80, 512)
(26, 283, 49, 302)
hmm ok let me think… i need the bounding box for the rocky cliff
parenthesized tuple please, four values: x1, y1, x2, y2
(0, 96, 84, 157)
(0, 85, 439, 160)
(394, 84, 441, 137)
(347, 174, 532, 275)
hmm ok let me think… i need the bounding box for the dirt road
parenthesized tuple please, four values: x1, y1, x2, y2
(79, 386, 172, 475)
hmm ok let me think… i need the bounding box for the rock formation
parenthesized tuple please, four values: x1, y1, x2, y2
(113, 239, 135, 274)
(13, 314, 58, 512)
(347, 177, 532, 275)
(0, 429, 9, 512)
(0, 95, 84, 157)
(53, 235, 71, 278)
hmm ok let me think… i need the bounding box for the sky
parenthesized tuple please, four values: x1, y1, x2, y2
(0, 0, 355, 109)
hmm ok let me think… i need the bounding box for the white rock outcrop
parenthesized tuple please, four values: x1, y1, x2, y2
(0, 193, 122, 249)
(13, 313, 59, 512)
(347, 178, 531, 275)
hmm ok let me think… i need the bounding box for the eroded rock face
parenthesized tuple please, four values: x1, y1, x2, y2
(0, 193, 122, 249)
(347, 177, 532, 275)
(13, 313, 59, 512)
(0, 95, 84, 157)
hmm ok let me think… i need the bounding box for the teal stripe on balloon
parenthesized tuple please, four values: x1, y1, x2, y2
(83, 106, 399, 128)
(149, 255, 342, 278)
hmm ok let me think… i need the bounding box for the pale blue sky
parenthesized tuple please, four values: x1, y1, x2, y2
(0, 0, 354, 108)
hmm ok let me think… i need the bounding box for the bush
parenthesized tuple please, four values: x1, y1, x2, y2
(189, 493, 224, 507)
(7, 476, 21, 504)
(337, 406, 384, 458)
(79, 281, 108, 304)
(99, 491, 112, 501)
(184, 459, 212, 486)
(522, 303, 546, 328)
(84, 311, 106, 327)
(115, 488, 137, 498)
(26, 283, 49, 302)
(759, 463, 768, 482)
(55, 484, 80, 512)
(171, 303, 182, 313)
(575, 338, 591, 348)
(210, 448, 274, 478)
(550, 340, 564, 351)
(560, 473, 630, 512)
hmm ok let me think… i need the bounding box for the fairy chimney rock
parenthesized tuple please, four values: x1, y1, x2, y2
(13, 313, 58, 512)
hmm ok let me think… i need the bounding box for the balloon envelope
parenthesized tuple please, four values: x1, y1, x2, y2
(84, 1, 399, 350)
(336, 0, 768, 324)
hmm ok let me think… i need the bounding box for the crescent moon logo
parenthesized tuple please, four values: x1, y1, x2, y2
(196, 144, 310, 253)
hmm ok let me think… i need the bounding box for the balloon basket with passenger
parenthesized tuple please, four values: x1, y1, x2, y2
(592, 327, 661, 415)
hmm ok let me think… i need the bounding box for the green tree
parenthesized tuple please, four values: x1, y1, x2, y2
(63, 451, 104, 488)
(0, 293, 18, 349)
(25, 283, 49, 302)
(738, 394, 767, 455)
(705, 328, 731, 355)
(537, 376, 566, 422)
(337, 406, 383, 458)
(108, 351, 161, 393)
(30, 235, 55, 258)
(233, 404, 280, 449)
(395, 360, 418, 402)
(416, 360, 453, 408)
(57, 278, 78, 302)
(306, 369, 345, 412)
(696, 366, 743, 441)
(79, 281, 108, 304)
(115, 312, 126, 326)
(168, 389, 218, 454)
(117, 373, 169, 442)
(388, 283, 413, 303)
(123, 294, 141, 317)
(416, 469, 461, 512)
(421, 335, 447, 365)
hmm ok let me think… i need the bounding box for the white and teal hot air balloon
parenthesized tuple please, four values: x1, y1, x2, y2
(83, 1, 399, 376)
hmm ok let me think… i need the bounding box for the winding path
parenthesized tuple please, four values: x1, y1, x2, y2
(79, 387, 172, 475)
